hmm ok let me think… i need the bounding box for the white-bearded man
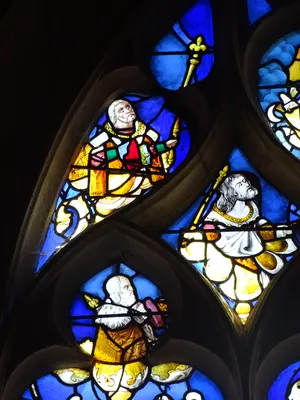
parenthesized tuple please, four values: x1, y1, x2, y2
(86, 275, 164, 400)
(180, 173, 297, 322)
(55, 99, 177, 240)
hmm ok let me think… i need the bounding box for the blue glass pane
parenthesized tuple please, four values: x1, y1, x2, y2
(71, 296, 94, 318)
(34, 375, 75, 399)
(132, 275, 162, 300)
(162, 147, 299, 324)
(247, 0, 271, 25)
(21, 388, 33, 399)
(229, 149, 289, 223)
(150, 0, 214, 90)
(72, 325, 97, 343)
(189, 370, 224, 399)
(36, 94, 191, 272)
(81, 266, 115, 298)
(258, 31, 300, 160)
(268, 361, 300, 399)
(119, 263, 136, 276)
(150, 54, 190, 90)
(289, 204, 300, 246)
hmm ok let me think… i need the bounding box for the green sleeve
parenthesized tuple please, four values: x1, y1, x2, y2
(155, 142, 167, 153)
(106, 148, 118, 161)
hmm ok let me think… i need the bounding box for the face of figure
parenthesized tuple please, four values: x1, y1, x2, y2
(105, 275, 136, 307)
(113, 100, 136, 127)
(289, 380, 300, 400)
(231, 175, 258, 200)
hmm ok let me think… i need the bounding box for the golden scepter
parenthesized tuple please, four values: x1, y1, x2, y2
(190, 165, 229, 230)
(168, 36, 208, 165)
(180, 165, 229, 248)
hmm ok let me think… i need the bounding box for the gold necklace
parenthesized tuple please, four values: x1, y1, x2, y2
(212, 203, 254, 223)
(104, 121, 146, 139)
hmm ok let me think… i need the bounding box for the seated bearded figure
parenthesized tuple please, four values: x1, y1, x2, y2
(55, 99, 177, 240)
(181, 173, 297, 322)
(84, 275, 165, 400)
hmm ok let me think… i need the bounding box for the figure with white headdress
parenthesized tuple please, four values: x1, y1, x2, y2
(55, 98, 177, 239)
(82, 275, 166, 400)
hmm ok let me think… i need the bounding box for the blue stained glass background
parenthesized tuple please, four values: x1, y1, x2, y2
(36, 95, 191, 273)
(150, 0, 214, 90)
(70, 264, 165, 345)
(229, 149, 289, 222)
(163, 148, 292, 250)
(247, 0, 271, 25)
(21, 369, 224, 399)
(21, 374, 94, 400)
(268, 361, 300, 399)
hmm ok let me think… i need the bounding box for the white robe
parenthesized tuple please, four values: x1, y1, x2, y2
(181, 201, 297, 308)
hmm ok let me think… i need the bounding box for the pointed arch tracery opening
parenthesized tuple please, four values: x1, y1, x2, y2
(3, 0, 300, 399)
(1, 220, 241, 400)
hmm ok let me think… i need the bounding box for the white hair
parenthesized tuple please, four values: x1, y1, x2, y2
(108, 99, 130, 125)
(105, 275, 132, 303)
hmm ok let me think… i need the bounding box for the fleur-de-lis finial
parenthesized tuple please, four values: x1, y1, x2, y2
(189, 35, 207, 59)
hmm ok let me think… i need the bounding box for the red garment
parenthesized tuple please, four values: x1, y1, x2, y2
(124, 139, 142, 170)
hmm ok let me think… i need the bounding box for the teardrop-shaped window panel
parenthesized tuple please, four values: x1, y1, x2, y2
(268, 361, 300, 399)
(20, 365, 224, 399)
(162, 148, 300, 325)
(258, 30, 300, 159)
(150, 0, 214, 91)
(37, 94, 191, 271)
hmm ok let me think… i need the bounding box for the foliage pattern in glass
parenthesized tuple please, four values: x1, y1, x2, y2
(162, 148, 300, 324)
(150, 0, 214, 90)
(258, 31, 300, 159)
(37, 95, 191, 271)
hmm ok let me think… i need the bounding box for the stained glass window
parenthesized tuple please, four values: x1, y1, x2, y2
(37, 95, 191, 272)
(247, 0, 271, 25)
(20, 263, 224, 400)
(162, 148, 300, 324)
(70, 263, 169, 358)
(150, 0, 214, 90)
(258, 30, 300, 159)
(268, 361, 300, 399)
